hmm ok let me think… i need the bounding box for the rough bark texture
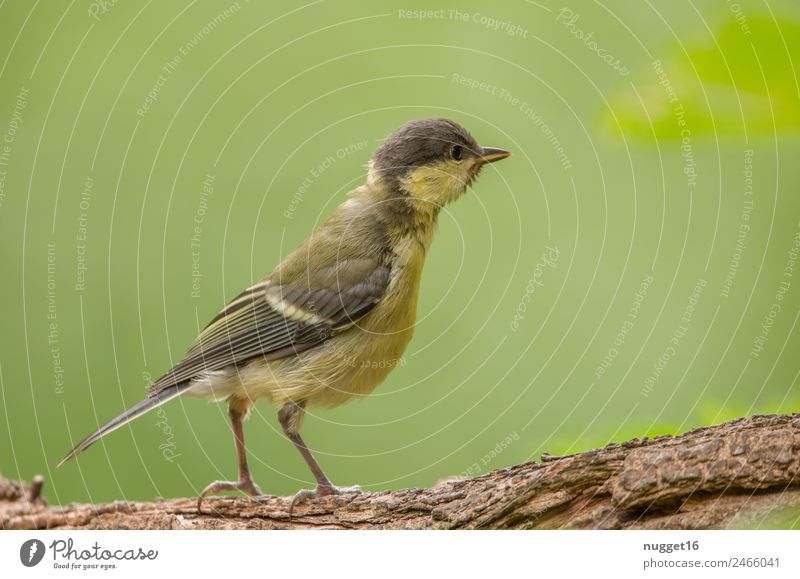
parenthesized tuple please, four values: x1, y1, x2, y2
(2, 414, 800, 530)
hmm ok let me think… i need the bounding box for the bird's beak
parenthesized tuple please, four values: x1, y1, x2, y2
(477, 147, 511, 164)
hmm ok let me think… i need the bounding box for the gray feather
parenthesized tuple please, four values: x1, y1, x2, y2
(58, 383, 189, 467)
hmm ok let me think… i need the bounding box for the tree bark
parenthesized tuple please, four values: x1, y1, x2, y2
(2, 414, 799, 530)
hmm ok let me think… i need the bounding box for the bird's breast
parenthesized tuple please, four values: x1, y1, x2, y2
(277, 234, 427, 408)
(301, 236, 425, 407)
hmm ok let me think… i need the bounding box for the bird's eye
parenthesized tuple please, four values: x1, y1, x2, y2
(450, 145, 463, 161)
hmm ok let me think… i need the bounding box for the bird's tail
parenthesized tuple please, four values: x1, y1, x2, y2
(57, 383, 189, 467)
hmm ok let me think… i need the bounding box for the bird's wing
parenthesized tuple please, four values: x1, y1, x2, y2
(147, 257, 390, 397)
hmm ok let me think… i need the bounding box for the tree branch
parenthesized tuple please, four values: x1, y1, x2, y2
(2, 414, 799, 529)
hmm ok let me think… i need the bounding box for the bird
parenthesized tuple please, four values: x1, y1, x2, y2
(58, 118, 511, 510)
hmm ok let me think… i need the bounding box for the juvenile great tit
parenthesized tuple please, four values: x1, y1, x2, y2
(59, 118, 511, 510)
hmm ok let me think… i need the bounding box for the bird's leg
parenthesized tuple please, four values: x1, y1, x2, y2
(278, 401, 361, 513)
(197, 401, 262, 511)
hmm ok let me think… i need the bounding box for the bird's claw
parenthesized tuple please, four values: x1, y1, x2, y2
(289, 484, 362, 518)
(197, 478, 263, 512)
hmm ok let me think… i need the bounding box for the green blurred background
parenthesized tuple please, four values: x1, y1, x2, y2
(0, 0, 798, 518)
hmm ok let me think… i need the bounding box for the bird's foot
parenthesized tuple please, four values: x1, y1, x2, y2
(197, 477, 263, 512)
(289, 484, 362, 518)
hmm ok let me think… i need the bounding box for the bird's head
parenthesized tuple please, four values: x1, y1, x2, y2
(370, 118, 510, 216)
